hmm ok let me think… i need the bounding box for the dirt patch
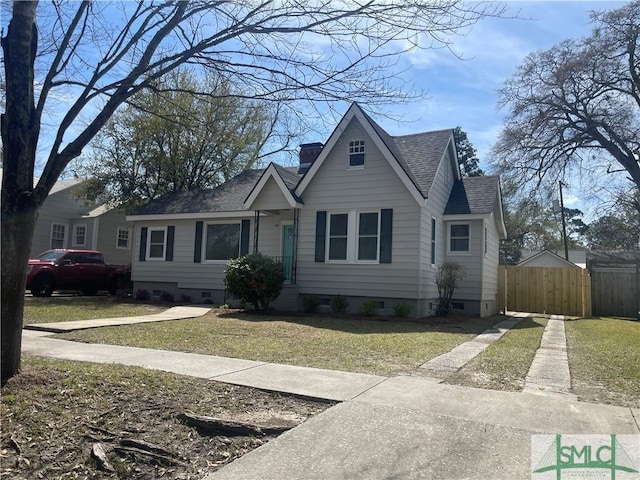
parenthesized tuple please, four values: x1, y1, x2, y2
(1, 357, 333, 479)
(570, 378, 640, 408)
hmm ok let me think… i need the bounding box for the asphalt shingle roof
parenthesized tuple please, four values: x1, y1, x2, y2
(130, 169, 265, 215)
(444, 176, 501, 215)
(361, 110, 453, 198)
(131, 105, 497, 217)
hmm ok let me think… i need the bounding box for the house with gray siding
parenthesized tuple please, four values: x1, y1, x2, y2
(22, 175, 133, 265)
(126, 103, 507, 316)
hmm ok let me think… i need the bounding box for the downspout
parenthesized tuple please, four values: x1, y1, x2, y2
(253, 210, 260, 253)
(292, 208, 299, 284)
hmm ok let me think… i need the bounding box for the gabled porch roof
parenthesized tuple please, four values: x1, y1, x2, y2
(244, 163, 303, 210)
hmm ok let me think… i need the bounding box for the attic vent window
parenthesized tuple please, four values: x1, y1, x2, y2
(348, 140, 365, 167)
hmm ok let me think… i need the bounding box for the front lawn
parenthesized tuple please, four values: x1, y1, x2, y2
(58, 310, 501, 376)
(23, 296, 165, 325)
(565, 317, 640, 408)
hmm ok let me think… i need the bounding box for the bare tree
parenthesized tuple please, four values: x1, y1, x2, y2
(73, 69, 290, 210)
(491, 1, 640, 204)
(1, 1, 504, 383)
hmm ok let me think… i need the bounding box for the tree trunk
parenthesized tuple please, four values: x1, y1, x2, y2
(1, 1, 39, 386)
(1, 207, 38, 385)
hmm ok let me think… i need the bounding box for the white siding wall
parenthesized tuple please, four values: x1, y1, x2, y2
(251, 177, 292, 210)
(96, 210, 134, 265)
(254, 212, 294, 258)
(296, 119, 421, 298)
(131, 212, 293, 291)
(482, 215, 501, 299)
(133, 218, 246, 290)
(31, 187, 85, 256)
(445, 219, 484, 301)
(419, 149, 456, 307)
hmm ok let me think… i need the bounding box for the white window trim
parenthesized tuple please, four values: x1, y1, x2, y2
(356, 210, 380, 263)
(430, 217, 437, 267)
(202, 221, 241, 264)
(72, 224, 87, 247)
(326, 210, 380, 264)
(116, 226, 131, 250)
(146, 226, 167, 261)
(447, 222, 471, 255)
(347, 139, 366, 170)
(326, 211, 352, 264)
(50, 223, 68, 249)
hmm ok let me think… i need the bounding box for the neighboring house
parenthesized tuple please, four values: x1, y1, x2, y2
(517, 249, 583, 269)
(126, 103, 507, 316)
(11, 173, 134, 264)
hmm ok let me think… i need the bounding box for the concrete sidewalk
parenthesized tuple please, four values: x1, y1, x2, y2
(206, 378, 640, 480)
(523, 315, 576, 400)
(19, 312, 640, 480)
(24, 306, 211, 332)
(21, 329, 386, 401)
(419, 312, 528, 376)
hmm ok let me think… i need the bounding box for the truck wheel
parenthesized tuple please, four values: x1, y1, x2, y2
(31, 274, 54, 297)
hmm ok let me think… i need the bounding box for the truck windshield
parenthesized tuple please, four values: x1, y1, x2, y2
(37, 251, 67, 261)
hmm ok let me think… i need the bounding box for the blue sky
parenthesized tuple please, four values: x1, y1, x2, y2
(367, 1, 624, 173)
(331, 0, 626, 211)
(14, 0, 625, 211)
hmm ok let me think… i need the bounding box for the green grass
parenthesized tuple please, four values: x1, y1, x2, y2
(445, 316, 547, 391)
(59, 312, 502, 376)
(23, 296, 165, 325)
(565, 317, 640, 407)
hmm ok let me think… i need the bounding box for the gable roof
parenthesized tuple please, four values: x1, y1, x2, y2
(128, 169, 265, 218)
(294, 103, 457, 205)
(127, 103, 505, 224)
(244, 163, 303, 209)
(517, 249, 581, 269)
(359, 109, 455, 198)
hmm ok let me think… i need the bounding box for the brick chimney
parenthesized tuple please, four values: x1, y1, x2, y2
(298, 143, 323, 174)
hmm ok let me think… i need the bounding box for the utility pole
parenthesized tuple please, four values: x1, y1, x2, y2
(559, 181, 569, 261)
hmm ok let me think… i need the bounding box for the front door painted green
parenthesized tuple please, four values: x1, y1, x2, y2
(281, 224, 294, 283)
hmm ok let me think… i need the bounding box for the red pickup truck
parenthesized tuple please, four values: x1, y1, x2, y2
(26, 249, 128, 297)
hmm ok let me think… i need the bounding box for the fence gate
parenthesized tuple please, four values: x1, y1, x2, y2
(497, 266, 592, 317)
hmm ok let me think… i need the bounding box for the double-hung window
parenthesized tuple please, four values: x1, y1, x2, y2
(51, 224, 66, 249)
(73, 224, 86, 247)
(348, 140, 365, 167)
(326, 211, 381, 263)
(449, 224, 470, 253)
(147, 227, 167, 260)
(357, 212, 379, 261)
(117, 227, 130, 249)
(204, 223, 241, 261)
(328, 214, 349, 261)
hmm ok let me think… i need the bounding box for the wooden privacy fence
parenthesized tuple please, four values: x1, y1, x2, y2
(497, 266, 592, 317)
(591, 270, 638, 318)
